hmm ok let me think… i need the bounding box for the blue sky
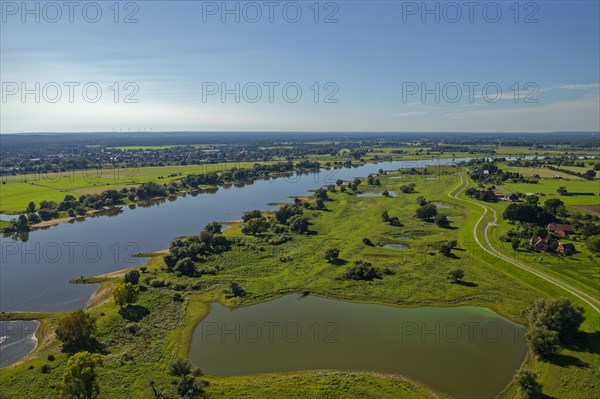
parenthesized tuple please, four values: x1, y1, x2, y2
(1, 0, 599, 133)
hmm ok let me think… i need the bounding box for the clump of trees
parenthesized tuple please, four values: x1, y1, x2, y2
(400, 183, 416, 193)
(381, 211, 402, 226)
(416, 203, 437, 221)
(503, 203, 555, 225)
(164, 223, 231, 278)
(523, 298, 585, 358)
(343, 260, 382, 281)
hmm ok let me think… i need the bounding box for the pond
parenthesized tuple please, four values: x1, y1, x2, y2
(190, 295, 528, 399)
(357, 191, 396, 197)
(383, 243, 408, 249)
(0, 320, 40, 368)
(1, 158, 470, 312)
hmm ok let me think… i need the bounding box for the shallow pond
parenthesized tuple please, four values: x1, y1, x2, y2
(383, 243, 408, 249)
(190, 295, 528, 399)
(357, 191, 396, 197)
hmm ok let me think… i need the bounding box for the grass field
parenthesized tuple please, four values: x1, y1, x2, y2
(1, 169, 598, 399)
(0, 163, 258, 213)
(499, 179, 600, 206)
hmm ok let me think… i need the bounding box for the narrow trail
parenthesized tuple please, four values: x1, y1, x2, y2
(447, 173, 600, 314)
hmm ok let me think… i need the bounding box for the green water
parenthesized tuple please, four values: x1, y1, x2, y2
(190, 295, 528, 398)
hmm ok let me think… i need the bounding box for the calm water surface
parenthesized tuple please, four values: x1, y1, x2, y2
(190, 295, 528, 399)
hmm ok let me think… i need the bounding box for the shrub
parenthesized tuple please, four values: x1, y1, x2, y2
(40, 363, 51, 374)
(343, 261, 382, 281)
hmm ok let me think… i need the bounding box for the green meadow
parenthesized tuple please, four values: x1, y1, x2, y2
(1, 168, 599, 399)
(0, 163, 257, 213)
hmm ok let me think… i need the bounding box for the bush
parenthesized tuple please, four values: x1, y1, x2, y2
(125, 322, 140, 335)
(362, 237, 374, 246)
(40, 363, 51, 374)
(124, 270, 140, 285)
(447, 267, 464, 283)
(47, 354, 56, 362)
(343, 261, 382, 281)
(416, 204, 437, 220)
(513, 369, 543, 399)
(149, 279, 166, 288)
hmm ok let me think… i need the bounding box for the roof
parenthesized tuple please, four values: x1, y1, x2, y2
(547, 223, 575, 233)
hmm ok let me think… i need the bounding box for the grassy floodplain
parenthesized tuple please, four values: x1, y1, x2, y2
(0, 162, 259, 214)
(1, 166, 599, 399)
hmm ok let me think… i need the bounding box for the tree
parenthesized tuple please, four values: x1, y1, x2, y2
(525, 324, 559, 358)
(434, 214, 449, 227)
(169, 359, 209, 399)
(242, 210, 262, 222)
(203, 222, 222, 234)
(584, 170, 596, 179)
(524, 298, 585, 344)
(586, 235, 600, 255)
(556, 186, 568, 195)
(439, 244, 452, 256)
(56, 310, 97, 352)
(416, 204, 437, 221)
(525, 195, 539, 205)
(174, 257, 197, 277)
(26, 201, 36, 213)
(447, 268, 464, 283)
(124, 270, 140, 285)
(511, 237, 521, 251)
(381, 210, 390, 223)
(324, 248, 340, 263)
(288, 215, 309, 234)
(513, 369, 543, 399)
(343, 261, 382, 281)
(112, 283, 139, 309)
(543, 198, 565, 215)
(241, 218, 269, 236)
(400, 183, 416, 193)
(28, 212, 41, 224)
(416, 196, 428, 206)
(465, 187, 478, 197)
(60, 351, 103, 399)
(225, 281, 244, 298)
(275, 204, 302, 224)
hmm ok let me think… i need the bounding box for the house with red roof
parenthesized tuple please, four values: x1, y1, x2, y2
(547, 223, 575, 238)
(529, 236, 549, 251)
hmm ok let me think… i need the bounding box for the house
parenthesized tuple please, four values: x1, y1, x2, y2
(547, 223, 575, 238)
(557, 242, 576, 255)
(554, 175, 563, 179)
(529, 236, 549, 251)
(493, 192, 506, 201)
(504, 193, 520, 202)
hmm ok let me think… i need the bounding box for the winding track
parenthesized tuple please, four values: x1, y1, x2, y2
(447, 173, 600, 314)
